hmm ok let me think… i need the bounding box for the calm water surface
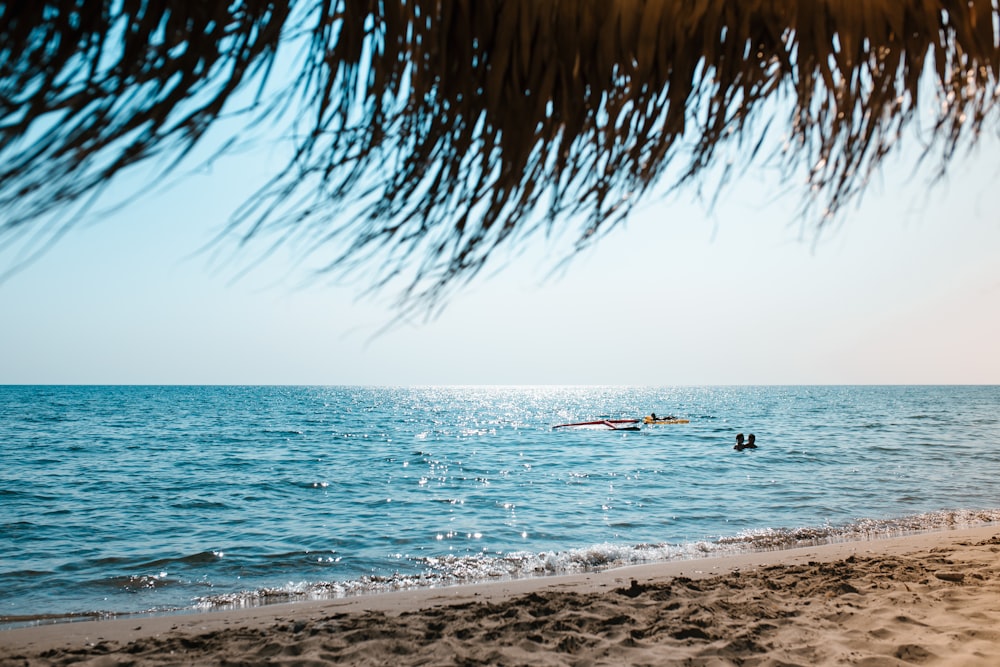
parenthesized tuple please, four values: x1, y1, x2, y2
(2, 385, 999, 623)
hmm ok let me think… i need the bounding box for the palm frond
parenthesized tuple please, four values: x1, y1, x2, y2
(2, 0, 998, 305)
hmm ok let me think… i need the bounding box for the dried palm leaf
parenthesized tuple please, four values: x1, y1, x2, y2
(1, 0, 998, 306)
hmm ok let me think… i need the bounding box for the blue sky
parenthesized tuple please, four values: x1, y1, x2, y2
(1, 115, 999, 385)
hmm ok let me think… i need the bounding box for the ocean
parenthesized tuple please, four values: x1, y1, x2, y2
(2, 385, 999, 626)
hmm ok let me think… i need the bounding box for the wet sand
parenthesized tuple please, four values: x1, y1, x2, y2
(3, 525, 999, 665)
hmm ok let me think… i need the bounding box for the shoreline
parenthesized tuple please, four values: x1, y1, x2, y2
(8, 508, 996, 631)
(4, 524, 1000, 664)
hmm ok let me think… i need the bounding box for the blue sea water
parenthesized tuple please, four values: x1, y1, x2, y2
(2, 385, 999, 625)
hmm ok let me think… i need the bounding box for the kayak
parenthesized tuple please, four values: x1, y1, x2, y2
(642, 416, 690, 424)
(553, 419, 641, 431)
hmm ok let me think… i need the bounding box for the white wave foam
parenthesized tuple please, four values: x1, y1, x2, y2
(194, 509, 1000, 611)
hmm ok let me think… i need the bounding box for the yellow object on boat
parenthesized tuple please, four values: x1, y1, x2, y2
(642, 417, 690, 424)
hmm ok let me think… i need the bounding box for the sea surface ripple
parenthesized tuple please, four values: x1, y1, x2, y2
(2, 385, 998, 624)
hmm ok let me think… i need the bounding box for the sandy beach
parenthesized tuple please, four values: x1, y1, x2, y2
(2, 525, 999, 666)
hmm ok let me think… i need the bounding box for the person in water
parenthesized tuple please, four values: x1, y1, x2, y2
(734, 433, 745, 450)
(746, 433, 757, 448)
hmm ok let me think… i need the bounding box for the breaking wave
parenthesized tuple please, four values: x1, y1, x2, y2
(194, 509, 1000, 611)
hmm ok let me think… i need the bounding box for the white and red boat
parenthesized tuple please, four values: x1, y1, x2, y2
(552, 419, 641, 431)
